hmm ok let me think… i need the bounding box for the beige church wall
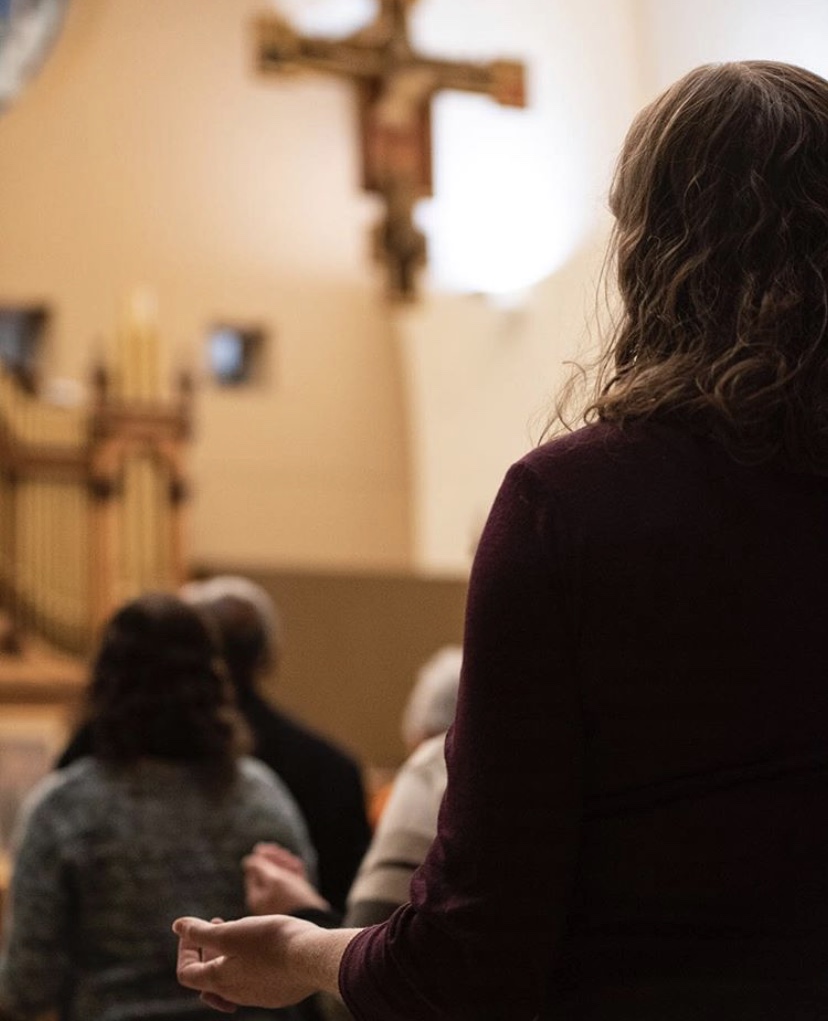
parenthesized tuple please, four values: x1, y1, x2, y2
(395, 234, 610, 574)
(395, 0, 642, 574)
(635, 0, 828, 97)
(209, 566, 468, 769)
(0, 0, 411, 573)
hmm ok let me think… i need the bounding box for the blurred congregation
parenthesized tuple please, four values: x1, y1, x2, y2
(0, 576, 462, 1020)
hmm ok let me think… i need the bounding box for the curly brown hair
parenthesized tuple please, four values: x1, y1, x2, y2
(584, 61, 828, 470)
(86, 593, 249, 790)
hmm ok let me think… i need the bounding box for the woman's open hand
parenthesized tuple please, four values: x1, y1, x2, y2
(174, 914, 357, 1011)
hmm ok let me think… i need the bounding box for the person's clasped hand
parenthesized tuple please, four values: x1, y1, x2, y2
(244, 842, 331, 915)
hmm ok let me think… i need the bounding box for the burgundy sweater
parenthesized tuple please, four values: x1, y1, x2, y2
(339, 421, 828, 1020)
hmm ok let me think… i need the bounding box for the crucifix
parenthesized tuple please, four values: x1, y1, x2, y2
(255, 0, 527, 301)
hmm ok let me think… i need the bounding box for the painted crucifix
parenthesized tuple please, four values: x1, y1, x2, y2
(255, 0, 527, 301)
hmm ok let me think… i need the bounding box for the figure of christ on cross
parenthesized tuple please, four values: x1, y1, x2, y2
(255, 0, 526, 301)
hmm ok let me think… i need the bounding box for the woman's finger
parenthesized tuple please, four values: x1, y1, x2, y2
(174, 918, 230, 990)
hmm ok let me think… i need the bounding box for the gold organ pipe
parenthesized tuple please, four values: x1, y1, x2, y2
(1, 344, 190, 653)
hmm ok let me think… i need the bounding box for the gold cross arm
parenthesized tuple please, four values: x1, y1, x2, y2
(259, 14, 522, 109)
(257, 16, 387, 79)
(257, 16, 525, 109)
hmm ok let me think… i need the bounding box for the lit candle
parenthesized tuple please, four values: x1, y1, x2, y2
(123, 286, 160, 400)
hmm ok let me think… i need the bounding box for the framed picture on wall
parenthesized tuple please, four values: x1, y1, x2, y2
(0, 303, 49, 391)
(206, 322, 269, 387)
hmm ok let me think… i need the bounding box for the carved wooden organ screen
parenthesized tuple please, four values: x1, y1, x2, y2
(0, 365, 192, 655)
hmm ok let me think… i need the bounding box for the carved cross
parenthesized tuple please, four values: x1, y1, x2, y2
(255, 0, 527, 301)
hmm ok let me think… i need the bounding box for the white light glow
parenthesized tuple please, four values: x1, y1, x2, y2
(422, 89, 589, 297)
(270, 0, 377, 38)
(411, 0, 597, 298)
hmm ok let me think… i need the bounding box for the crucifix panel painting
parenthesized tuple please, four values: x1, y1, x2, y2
(255, 0, 528, 302)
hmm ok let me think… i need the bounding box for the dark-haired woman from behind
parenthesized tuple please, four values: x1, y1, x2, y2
(0, 593, 315, 1021)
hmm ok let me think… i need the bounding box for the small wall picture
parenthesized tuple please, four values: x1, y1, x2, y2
(0, 304, 49, 391)
(206, 322, 268, 387)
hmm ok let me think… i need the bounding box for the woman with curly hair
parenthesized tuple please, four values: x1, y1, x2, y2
(0, 593, 315, 1021)
(176, 61, 828, 1019)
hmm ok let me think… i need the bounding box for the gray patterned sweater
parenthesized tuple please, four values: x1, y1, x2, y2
(0, 756, 316, 1021)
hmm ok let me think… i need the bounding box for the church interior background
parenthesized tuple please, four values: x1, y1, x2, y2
(0, 0, 827, 876)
